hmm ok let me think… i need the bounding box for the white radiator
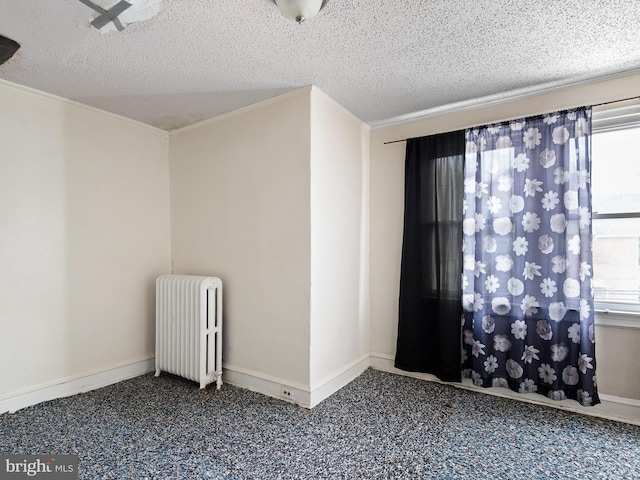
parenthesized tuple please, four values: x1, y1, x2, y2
(155, 274, 223, 389)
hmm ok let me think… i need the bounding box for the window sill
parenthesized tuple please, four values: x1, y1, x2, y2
(594, 310, 640, 329)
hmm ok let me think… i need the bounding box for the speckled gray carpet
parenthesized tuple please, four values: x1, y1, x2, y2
(1, 369, 638, 479)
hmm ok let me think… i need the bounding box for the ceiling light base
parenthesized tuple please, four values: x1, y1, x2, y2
(273, 0, 329, 24)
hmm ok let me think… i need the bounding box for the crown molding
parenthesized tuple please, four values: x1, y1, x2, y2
(0, 78, 168, 135)
(370, 68, 640, 131)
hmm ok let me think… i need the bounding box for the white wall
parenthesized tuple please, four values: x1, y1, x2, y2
(309, 88, 370, 388)
(169, 87, 372, 404)
(369, 72, 640, 400)
(0, 81, 171, 399)
(169, 89, 312, 388)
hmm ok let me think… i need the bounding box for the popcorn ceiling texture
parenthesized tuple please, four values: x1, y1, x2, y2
(0, 0, 639, 130)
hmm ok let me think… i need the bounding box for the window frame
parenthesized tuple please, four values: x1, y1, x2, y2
(591, 101, 640, 321)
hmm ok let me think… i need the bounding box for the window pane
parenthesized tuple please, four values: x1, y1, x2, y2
(592, 217, 640, 305)
(591, 127, 640, 215)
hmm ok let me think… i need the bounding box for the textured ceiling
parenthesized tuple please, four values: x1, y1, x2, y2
(1, 0, 639, 130)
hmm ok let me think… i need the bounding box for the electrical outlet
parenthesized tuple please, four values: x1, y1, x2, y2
(281, 386, 294, 399)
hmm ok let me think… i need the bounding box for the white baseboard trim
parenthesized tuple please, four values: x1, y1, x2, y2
(599, 393, 640, 408)
(222, 364, 312, 408)
(369, 352, 442, 383)
(6, 353, 635, 424)
(369, 353, 640, 426)
(0, 357, 155, 414)
(309, 354, 371, 408)
(223, 355, 371, 409)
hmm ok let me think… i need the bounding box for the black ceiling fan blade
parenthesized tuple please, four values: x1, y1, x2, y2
(0, 34, 20, 65)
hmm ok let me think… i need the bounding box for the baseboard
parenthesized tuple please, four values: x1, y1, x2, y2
(309, 354, 371, 408)
(0, 357, 155, 414)
(7, 353, 634, 423)
(222, 364, 312, 408)
(222, 355, 371, 409)
(369, 352, 442, 383)
(369, 353, 640, 426)
(599, 393, 640, 408)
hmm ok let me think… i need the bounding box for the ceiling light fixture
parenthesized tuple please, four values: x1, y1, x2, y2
(273, 0, 329, 24)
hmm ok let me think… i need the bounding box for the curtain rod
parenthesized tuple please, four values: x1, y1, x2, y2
(382, 95, 640, 145)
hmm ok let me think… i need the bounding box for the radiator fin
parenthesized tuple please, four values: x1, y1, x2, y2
(155, 275, 223, 389)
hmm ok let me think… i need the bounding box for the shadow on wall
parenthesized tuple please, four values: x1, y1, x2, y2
(76, 88, 298, 131)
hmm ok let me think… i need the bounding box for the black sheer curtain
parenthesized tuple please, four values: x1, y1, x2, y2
(395, 131, 465, 382)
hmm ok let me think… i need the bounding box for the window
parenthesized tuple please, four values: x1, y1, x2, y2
(591, 102, 640, 315)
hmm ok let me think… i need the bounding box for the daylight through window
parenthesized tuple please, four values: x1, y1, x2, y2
(591, 104, 640, 314)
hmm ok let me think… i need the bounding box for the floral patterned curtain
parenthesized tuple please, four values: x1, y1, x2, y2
(461, 107, 599, 406)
